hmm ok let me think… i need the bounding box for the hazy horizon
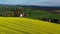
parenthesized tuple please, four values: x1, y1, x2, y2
(0, 0, 60, 6)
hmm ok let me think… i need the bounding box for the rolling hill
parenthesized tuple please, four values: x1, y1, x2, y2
(0, 17, 60, 34)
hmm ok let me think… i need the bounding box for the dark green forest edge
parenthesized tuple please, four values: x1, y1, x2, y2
(0, 5, 60, 20)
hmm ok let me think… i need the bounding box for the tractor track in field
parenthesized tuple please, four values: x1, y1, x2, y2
(1, 18, 60, 34)
(3, 19, 60, 30)
(0, 25, 31, 34)
(0, 18, 56, 34)
(0, 19, 42, 34)
(0, 19, 32, 34)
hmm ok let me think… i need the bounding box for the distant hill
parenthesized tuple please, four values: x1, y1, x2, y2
(0, 4, 60, 14)
(0, 4, 60, 10)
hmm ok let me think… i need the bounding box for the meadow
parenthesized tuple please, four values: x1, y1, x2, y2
(0, 6, 60, 19)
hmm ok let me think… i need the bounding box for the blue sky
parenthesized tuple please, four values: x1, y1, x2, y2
(0, 0, 60, 6)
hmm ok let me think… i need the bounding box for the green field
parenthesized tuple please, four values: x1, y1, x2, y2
(0, 17, 60, 34)
(0, 6, 60, 19)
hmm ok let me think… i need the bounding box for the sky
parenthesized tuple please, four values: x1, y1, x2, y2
(0, 0, 60, 6)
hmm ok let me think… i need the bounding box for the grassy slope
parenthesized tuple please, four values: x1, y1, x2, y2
(0, 6, 60, 19)
(0, 17, 60, 34)
(24, 9, 60, 19)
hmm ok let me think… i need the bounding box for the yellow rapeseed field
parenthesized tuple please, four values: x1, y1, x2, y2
(0, 17, 60, 34)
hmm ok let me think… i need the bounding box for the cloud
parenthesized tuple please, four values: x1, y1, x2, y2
(0, 0, 60, 6)
(0, 0, 26, 4)
(23, 0, 60, 6)
(49, 0, 60, 2)
(0, 0, 50, 4)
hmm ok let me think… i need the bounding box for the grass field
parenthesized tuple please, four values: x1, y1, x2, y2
(24, 10, 60, 20)
(0, 17, 60, 34)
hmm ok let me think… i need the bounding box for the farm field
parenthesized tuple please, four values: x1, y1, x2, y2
(0, 17, 60, 34)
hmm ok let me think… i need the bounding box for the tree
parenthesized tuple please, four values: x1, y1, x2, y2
(14, 7, 23, 17)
